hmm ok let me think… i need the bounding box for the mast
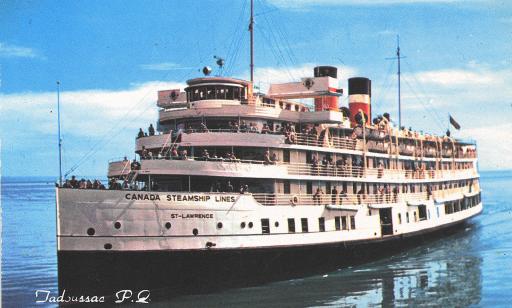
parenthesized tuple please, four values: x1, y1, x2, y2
(57, 81, 63, 186)
(396, 35, 402, 129)
(249, 0, 254, 83)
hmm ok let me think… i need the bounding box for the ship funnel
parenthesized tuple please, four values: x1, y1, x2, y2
(348, 77, 371, 127)
(313, 66, 339, 112)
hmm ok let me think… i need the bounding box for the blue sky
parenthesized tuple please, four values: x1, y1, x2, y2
(1, 0, 511, 177)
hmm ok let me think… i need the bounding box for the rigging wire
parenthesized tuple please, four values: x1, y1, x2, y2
(401, 76, 446, 132)
(372, 59, 396, 112)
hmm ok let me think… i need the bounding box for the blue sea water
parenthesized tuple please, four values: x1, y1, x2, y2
(2, 171, 512, 307)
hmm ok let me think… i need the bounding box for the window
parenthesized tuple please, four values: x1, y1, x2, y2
(319, 217, 325, 232)
(284, 181, 291, 194)
(398, 213, 402, 224)
(406, 212, 410, 223)
(288, 218, 295, 233)
(261, 219, 270, 234)
(335, 216, 341, 230)
(283, 149, 290, 163)
(341, 216, 348, 230)
(350, 216, 356, 229)
(301, 218, 308, 233)
(306, 181, 313, 195)
(436, 207, 440, 217)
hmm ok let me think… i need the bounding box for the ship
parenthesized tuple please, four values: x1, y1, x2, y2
(56, 2, 482, 298)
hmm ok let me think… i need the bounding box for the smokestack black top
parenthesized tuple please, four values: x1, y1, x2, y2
(348, 77, 371, 96)
(314, 66, 337, 78)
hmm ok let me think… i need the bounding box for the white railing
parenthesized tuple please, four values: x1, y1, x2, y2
(252, 191, 430, 207)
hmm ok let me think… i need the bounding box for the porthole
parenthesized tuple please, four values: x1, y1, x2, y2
(274, 221, 279, 227)
(217, 222, 223, 229)
(193, 228, 199, 236)
(87, 228, 95, 236)
(248, 222, 253, 228)
(104, 243, 112, 250)
(165, 222, 172, 229)
(240, 222, 246, 229)
(114, 222, 121, 229)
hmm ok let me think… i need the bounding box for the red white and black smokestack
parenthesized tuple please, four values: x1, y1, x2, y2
(348, 77, 371, 127)
(313, 66, 339, 112)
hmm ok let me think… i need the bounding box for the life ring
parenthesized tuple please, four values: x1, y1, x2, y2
(291, 195, 299, 206)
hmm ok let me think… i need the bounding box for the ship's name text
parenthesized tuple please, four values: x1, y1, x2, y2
(125, 193, 236, 203)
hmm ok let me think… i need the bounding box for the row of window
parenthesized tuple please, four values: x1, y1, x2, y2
(261, 216, 356, 234)
(445, 193, 481, 215)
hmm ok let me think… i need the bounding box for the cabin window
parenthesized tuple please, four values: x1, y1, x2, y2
(306, 182, 313, 195)
(436, 207, 440, 217)
(418, 205, 427, 221)
(335, 216, 341, 230)
(350, 216, 356, 229)
(318, 217, 325, 232)
(341, 216, 348, 230)
(398, 213, 402, 224)
(301, 218, 308, 233)
(261, 219, 270, 234)
(283, 181, 291, 194)
(288, 218, 296, 233)
(406, 212, 410, 223)
(283, 149, 290, 163)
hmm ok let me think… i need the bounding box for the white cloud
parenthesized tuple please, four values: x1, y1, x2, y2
(458, 123, 512, 170)
(139, 62, 194, 71)
(0, 42, 43, 59)
(1, 81, 186, 138)
(411, 69, 499, 87)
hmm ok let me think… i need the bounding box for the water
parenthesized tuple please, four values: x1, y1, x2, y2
(2, 171, 511, 307)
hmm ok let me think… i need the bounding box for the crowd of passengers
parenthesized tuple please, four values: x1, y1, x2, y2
(61, 175, 106, 189)
(308, 154, 440, 179)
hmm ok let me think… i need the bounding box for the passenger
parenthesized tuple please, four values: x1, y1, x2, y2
(171, 147, 179, 159)
(240, 120, 248, 132)
(250, 123, 258, 133)
(62, 179, 72, 188)
(271, 153, 278, 164)
(200, 122, 209, 132)
(137, 128, 144, 139)
(70, 175, 79, 188)
(141, 146, 149, 160)
(130, 181, 139, 191)
(201, 149, 210, 160)
(226, 181, 234, 192)
(98, 181, 106, 190)
(384, 184, 391, 203)
(331, 186, 338, 205)
(339, 189, 347, 205)
(147, 151, 153, 160)
(377, 185, 384, 203)
(377, 162, 384, 178)
(263, 150, 271, 164)
(123, 180, 129, 190)
(148, 124, 155, 136)
(392, 186, 398, 202)
(92, 180, 99, 189)
(261, 123, 270, 134)
(313, 187, 324, 206)
(79, 178, 87, 189)
(311, 155, 319, 175)
(180, 149, 188, 160)
(357, 188, 364, 205)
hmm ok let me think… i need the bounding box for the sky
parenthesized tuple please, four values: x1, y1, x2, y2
(1, 0, 511, 177)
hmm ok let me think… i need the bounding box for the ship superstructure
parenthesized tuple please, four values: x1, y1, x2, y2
(57, 65, 481, 293)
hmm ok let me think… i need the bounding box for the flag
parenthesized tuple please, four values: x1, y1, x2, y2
(449, 115, 461, 130)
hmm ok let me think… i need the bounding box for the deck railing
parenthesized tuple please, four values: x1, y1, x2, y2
(142, 129, 477, 158)
(113, 155, 477, 181)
